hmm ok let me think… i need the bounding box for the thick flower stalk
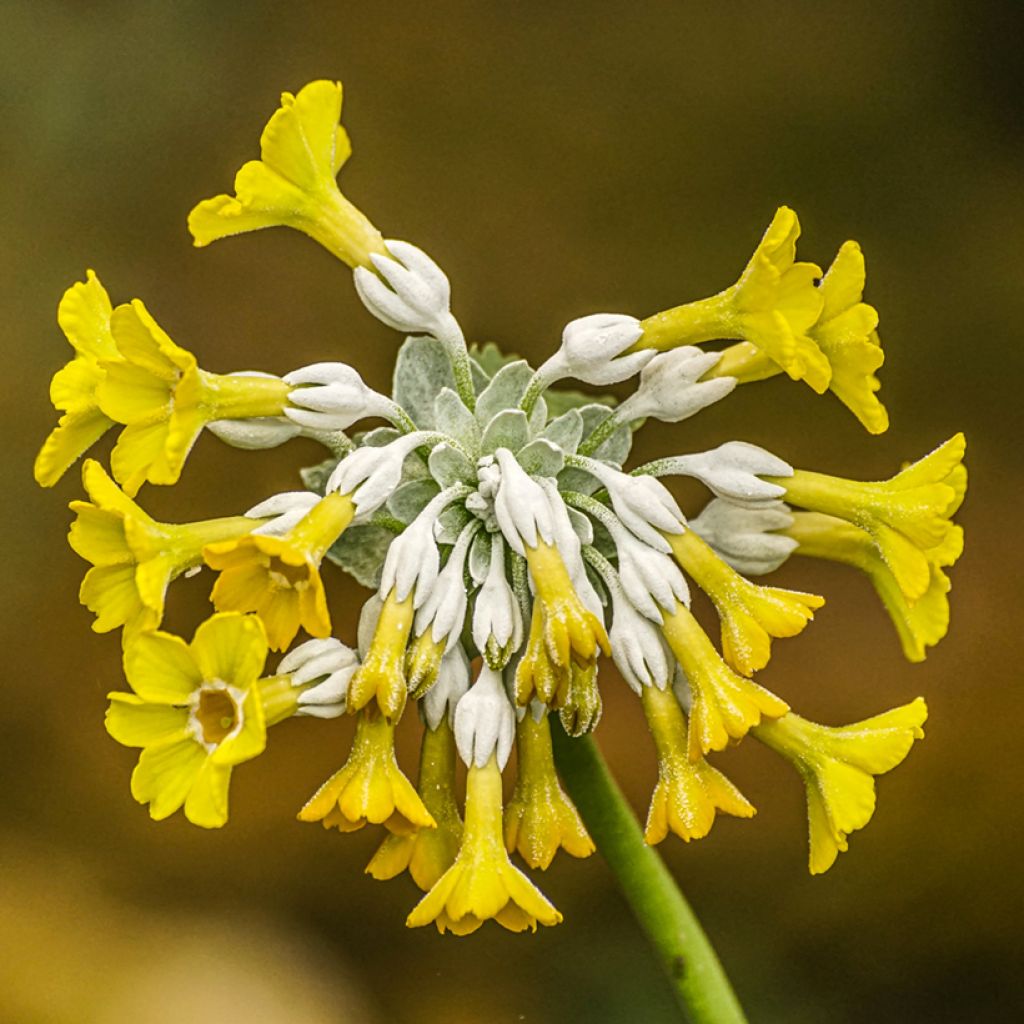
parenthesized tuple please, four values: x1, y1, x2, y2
(38, 75, 968, 1023)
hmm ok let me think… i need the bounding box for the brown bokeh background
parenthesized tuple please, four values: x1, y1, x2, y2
(2, 3, 1021, 1021)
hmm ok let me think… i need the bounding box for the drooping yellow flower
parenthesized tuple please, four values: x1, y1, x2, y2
(636, 207, 829, 391)
(514, 541, 609, 707)
(661, 602, 789, 760)
(95, 300, 292, 496)
(504, 711, 594, 869)
(705, 241, 888, 435)
(641, 684, 754, 844)
(666, 528, 823, 675)
(754, 698, 927, 874)
(366, 717, 463, 891)
(69, 459, 261, 637)
(35, 272, 118, 487)
(346, 590, 416, 719)
(188, 80, 387, 269)
(298, 708, 435, 834)
(407, 754, 562, 935)
(785, 511, 961, 661)
(205, 492, 355, 652)
(105, 612, 291, 828)
(771, 433, 966, 603)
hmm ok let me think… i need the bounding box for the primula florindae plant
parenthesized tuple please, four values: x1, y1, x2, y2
(36, 79, 965, 991)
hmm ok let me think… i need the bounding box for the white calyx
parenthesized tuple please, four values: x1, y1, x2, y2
(454, 664, 516, 770)
(245, 491, 321, 536)
(689, 498, 797, 576)
(422, 645, 471, 731)
(283, 362, 395, 431)
(615, 347, 736, 424)
(656, 442, 793, 509)
(280, 637, 360, 718)
(609, 590, 672, 694)
(414, 520, 478, 648)
(326, 430, 435, 515)
(353, 239, 461, 343)
(472, 533, 523, 669)
(537, 312, 654, 388)
(613, 527, 690, 620)
(492, 448, 555, 556)
(208, 371, 302, 450)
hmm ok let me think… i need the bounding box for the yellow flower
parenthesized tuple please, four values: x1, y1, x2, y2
(666, 528, 823, 675)
(188, 80, 387, 269)
(35, 272, 118, 487)
(346, 590, 416, 719)
(366, 717, 463, 891)
(705, 242, 888, 434)
(661, 602, 789, 760)
(69, 459, 260, 637)
(785, 511, 961, 661)
(105, 612, 288, 828)
(504, 712, 594, 869)
(754, 698, 927, 874)
(771, 433, 966, 603)
(407, 755, 562, 935)
(514, 541, 609, 707)
(636, 207, 829, 391)
(641, 685, 754, 844)
(95, 300, 292, 496)
(205, 492, 355, 652)
(298, 708, 435, 834)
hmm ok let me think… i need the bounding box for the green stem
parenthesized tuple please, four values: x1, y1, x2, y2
(551, 723, 748, 1024)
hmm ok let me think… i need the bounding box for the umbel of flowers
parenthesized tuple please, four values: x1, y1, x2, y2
(37, 80, 965, 934)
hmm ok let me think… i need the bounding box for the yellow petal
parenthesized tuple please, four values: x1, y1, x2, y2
(109, 419, 169, 497)
(67, 503, 130, 566)
(79, 564, 144, 633)
(130, 737, 206, 820)
(259, 80, 345, 190)
(183, 758, 233, 828)
(57, 270, 116, 359)
(191, 612, 268, 689)
(212, 688, 268, 766)
(34, 408, 114, 487)
(124, 630, 202, 702)
(105, 693, 189, 747)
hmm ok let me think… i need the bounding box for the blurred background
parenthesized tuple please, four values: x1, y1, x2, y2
(2, 2, 1021, 1021)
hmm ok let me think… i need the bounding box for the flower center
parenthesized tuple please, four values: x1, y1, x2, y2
(192, 683, 241, 747)
(267, 556, 310, 591)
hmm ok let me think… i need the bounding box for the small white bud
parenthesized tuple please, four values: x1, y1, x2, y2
(327, 431, 432, 515)
(280, 637, 360, 718)
(580, 459, 684, 552)
(492, 448, 555, 556)
(422, 645, 471, 731)
(353, 239, 458, 340)
(664, 442, 793, 509)
(380, 517, 440, 610)
(609, 592, 672, 694)
(689, 498, 797, 575)
(283, 362, 392, 431)
(454, 664, 516, 770)
(556, 313, 654, 385)
(617, 347, 736, 423)
(614, 528, 690, 619)
(415, 524, 475, 648)
(245, 491, 321, 537)
(472, 534, 523, 668)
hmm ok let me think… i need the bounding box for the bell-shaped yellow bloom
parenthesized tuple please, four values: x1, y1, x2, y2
(205, 492, 355, 652)
(69, 459, 260, 637)
(407, 755, 562, 935)
(188, 80, 387, 269)
(367, 718, 463, 891)
(706, 241, 888, 434)
(35, 272, 119, 487)
(637, 207, 829, 391)
(298, 708, 435, 834)
(515, 542, 609, 707)
(95, 300, 292, 496)
(754, 698, 927, 874)
(661, 602, 789, 760)
(785, 511, 961, 661)
(346, 591, 416, 719)
(772, 433, 966, 603)
(641, 685, 755, 844)
(105, 612, 289, 828)
(666, 529, 823, 675)
(504, 712, 594, 869)
(405, 630, 446, 699)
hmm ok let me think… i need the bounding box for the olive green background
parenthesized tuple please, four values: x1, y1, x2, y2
(2, 2, 1020, 1022)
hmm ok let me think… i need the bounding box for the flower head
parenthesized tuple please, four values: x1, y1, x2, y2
(106, 613, 282, 828)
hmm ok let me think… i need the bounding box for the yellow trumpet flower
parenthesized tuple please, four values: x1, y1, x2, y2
(346, 590, 416, 719)
(504, 712, 594, 869)
(205, 492, 355, 652)
(407, 755, 562, 935)
(189, 80, 387, 269)
(661, 602, 789, 760)
(641, 685, 755, 845)
(754, 698, 927, 874)
(298, 709, 435, 834)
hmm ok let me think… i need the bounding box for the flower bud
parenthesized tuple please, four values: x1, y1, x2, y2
(614, 528, 690, 619)
(280, 637, 359, 718)
(689, 498, 797, 576)
(609, 591, 672, 694)
(618, 347, 736, 423)
(422, 644, 471, 731)
(664, 441, 793, 509)
(557, 313, 653, 385)
(327, 431, 432, 515)
(472, 534, 523, 669)
(492, 448, 555, 556)
(284, 361, 391, 431)
(245, 491, 321, 536)
(454, 665, 516, 769)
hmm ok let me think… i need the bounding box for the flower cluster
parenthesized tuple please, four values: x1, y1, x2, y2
(38, 80, 966, 934)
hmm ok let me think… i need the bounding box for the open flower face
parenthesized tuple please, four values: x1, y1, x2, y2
(42, 78, 966, 941)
